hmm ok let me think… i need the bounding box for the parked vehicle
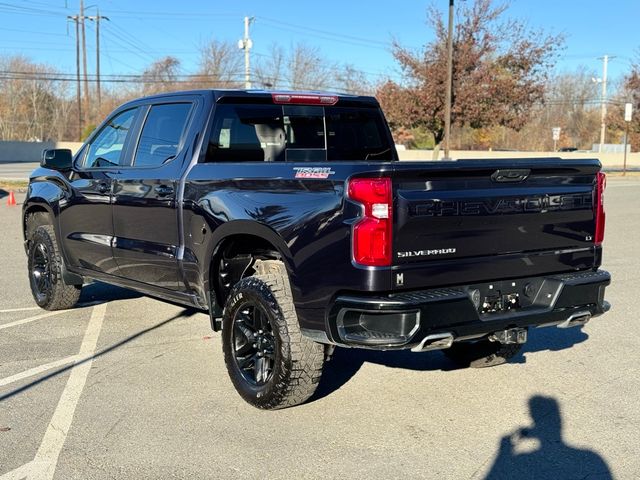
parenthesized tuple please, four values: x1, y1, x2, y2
(23, 90, 611, 409)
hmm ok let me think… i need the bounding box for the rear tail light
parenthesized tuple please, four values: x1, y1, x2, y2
(595, 172, 606, 245)
(348, 177, 392, 266)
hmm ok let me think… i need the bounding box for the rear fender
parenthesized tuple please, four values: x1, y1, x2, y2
(202, 220, 295, 309)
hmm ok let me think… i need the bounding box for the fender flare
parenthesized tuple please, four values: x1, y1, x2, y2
(202, 220, 295, 307)
(23, 182, 82, 285)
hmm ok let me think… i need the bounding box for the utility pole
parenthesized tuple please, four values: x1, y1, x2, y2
(443, 0, 454, 159)
(68, 14, 82, 141)
(80, 0, 89, 126)
(238, 16, 254, 89)
(87, 11, 109, 116)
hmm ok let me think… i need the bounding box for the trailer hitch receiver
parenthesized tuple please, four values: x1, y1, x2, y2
(489, 328, 528, 345)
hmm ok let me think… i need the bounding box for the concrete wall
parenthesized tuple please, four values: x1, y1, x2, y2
(1, 141, 638, 168)
(0, 141, 83, 163)
(398, 149, 640, 169)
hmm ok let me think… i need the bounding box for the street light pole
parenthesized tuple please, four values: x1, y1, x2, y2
(623, 102, 633, 176)
(598, 55, 613, 151)
(443, 0, 454, 159)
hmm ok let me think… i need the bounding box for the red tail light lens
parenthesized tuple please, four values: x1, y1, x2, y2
(348, 178, 392, 266)
(595, 172, 606, 245)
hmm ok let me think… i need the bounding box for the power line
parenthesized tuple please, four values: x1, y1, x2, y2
(0, 26, 68, 36)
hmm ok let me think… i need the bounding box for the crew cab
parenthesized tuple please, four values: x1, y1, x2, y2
(23, 90, 610, 409)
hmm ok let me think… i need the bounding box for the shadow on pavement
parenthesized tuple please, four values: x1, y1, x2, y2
(311, 347, 457, 402)
(508, 326, 588, 364)
(311, 326, 588, 403)
(77, 281, 143, 306)
(0, 307, 200, 403)
(483, 395, 612, 479)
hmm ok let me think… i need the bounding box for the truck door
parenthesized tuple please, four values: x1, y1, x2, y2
(110, 100, 195, 291)
(58, 107, 141, 274)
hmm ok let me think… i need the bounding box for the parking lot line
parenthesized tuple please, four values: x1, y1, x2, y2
(0, 355, 79, 389)
(0, 304, 107, 480)
(0, 310, 71, 331)
(0, 461, 34, 480)
(0, 307, 40, 313)
(20, 303, 106, 480)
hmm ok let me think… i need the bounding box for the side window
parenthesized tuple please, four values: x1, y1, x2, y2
(85, 108, 138, 168)
(133, 103, 192, 167)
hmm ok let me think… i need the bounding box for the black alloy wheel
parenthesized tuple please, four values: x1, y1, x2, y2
(231, 302, 278, 385)
(26, 224, 81, 310)
(30, 241, 52, 304)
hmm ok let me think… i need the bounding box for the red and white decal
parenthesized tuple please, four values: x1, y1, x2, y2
(293, 167, 335, 179)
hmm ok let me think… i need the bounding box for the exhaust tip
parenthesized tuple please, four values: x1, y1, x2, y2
(557, 311, 591, 329)
(411, 332, 454, 352)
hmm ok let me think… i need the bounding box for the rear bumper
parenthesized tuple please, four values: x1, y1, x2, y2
(314, 269, 610, 350)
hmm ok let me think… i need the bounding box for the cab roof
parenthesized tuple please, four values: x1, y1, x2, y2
(135, 89, 380, 108)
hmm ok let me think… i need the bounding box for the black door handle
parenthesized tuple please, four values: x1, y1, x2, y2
(97, 182, 110, 194)
(154, 184, 174, 197)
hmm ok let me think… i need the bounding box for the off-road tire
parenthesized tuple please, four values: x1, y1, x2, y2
(221, 260, 324, 409)
(27, 225, 81, 310)
(444, 339, 523, 368)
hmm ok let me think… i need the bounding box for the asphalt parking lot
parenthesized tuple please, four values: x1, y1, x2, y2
(1, 180, 639, 479)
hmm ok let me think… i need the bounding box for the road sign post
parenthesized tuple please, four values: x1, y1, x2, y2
(624, 103, 632, 176)
(552, 127, 561, 152)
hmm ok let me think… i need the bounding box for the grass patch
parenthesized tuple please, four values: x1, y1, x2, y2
(604, 171, 640, 177)
(0, 179, 28, 191)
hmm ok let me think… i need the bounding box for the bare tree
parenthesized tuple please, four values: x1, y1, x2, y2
(285, 44, 334, 90)
(333, 64, 373, 95)
(254, 43, 285, 89)
(141, 56, 181, 95)
(195, 39, 243, 88)
(0, 55, 71, 141)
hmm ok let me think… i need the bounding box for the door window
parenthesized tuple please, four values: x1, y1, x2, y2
(133, 103, 192, 167)
(85, 108, 138, 168)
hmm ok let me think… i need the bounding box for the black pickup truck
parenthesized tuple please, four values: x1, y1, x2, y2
(23, 90, 610, 409)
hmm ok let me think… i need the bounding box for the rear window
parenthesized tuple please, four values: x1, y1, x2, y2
(204, 104, 393, 162)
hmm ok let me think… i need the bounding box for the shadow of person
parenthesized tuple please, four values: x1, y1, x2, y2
(484, 395, 612, 480)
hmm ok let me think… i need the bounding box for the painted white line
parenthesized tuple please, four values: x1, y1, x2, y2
(0, 460, 33, 480)
(0, 307, 40, 313)
(25, 303, 107, 480)
(0, 310, 70, 331)
(0, 355, 79, 389)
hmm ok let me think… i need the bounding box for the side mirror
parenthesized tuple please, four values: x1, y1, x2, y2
(41, 149, 73, 171)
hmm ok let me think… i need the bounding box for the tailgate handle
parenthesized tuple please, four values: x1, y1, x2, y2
(491, 169, 530, 183)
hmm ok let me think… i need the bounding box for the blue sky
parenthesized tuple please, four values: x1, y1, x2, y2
(0, 0, 638, 86)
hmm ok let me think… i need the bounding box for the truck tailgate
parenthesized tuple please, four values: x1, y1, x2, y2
(391, 159, 601, 290)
